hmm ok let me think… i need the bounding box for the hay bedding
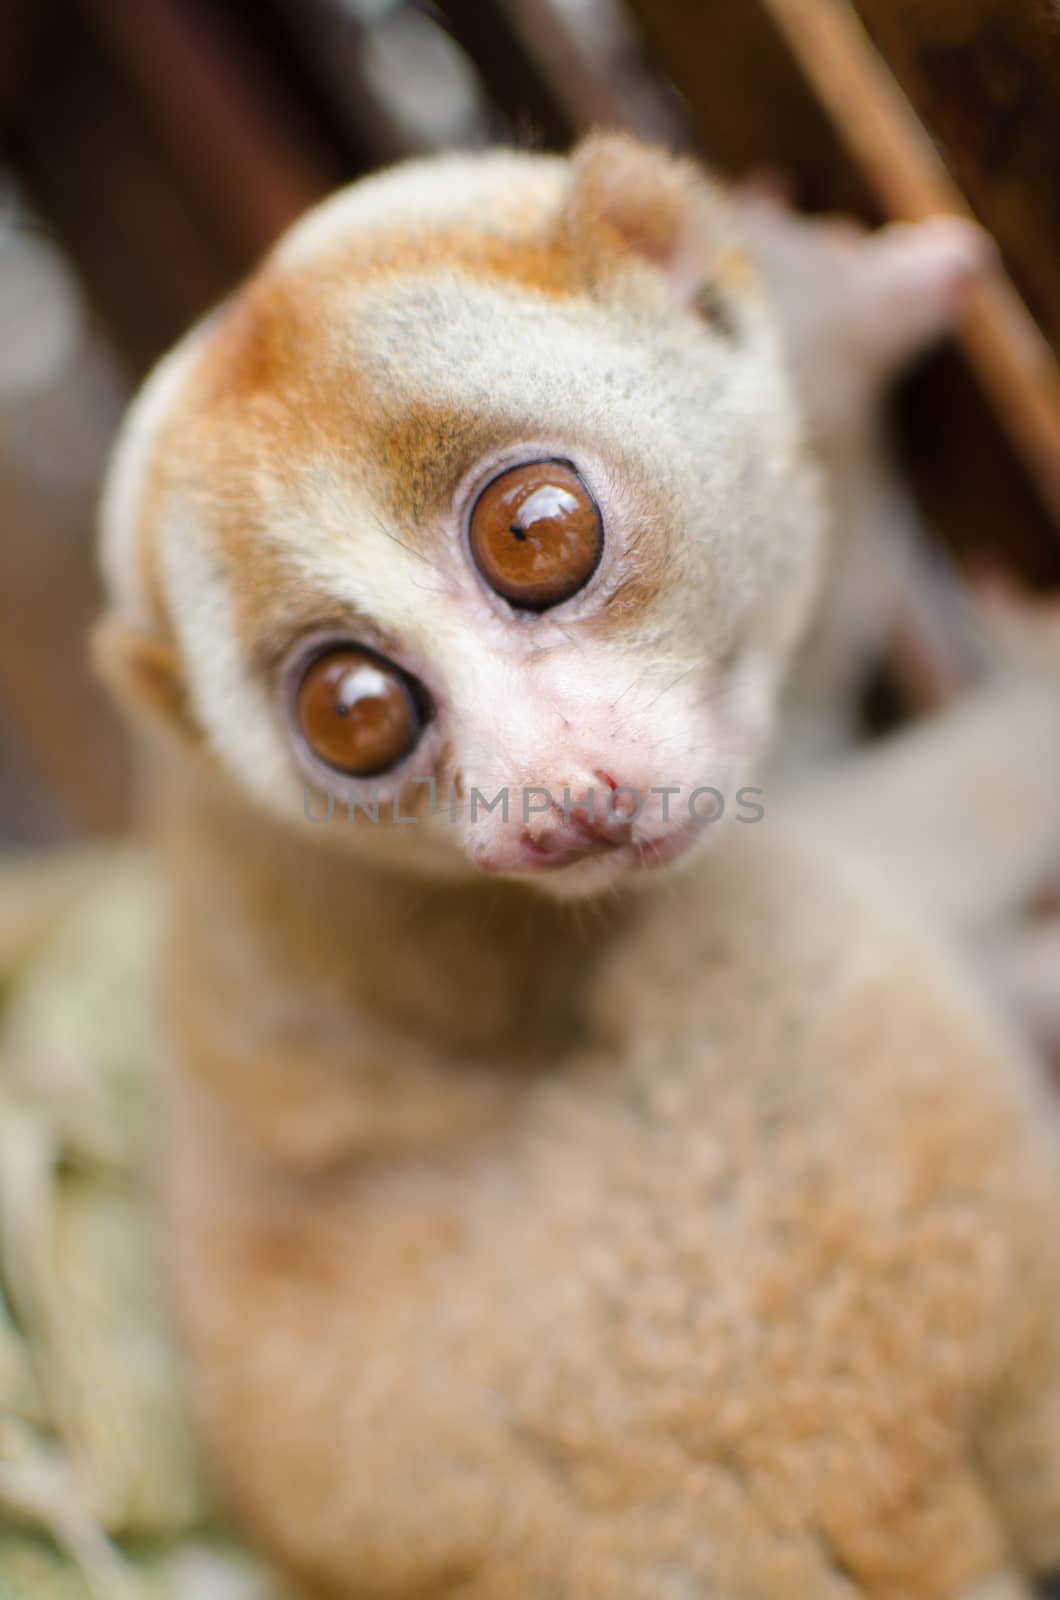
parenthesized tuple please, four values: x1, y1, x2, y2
(0, 851, 281, 1600)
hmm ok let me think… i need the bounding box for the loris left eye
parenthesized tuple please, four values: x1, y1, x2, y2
(469, 459, 603, 611)
(296, 646, 424, 776)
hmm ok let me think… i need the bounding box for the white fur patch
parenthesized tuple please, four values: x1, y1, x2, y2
(274, 151, 566, 272)
(159, 503, 299, 812)
(99, 314, 218, 628)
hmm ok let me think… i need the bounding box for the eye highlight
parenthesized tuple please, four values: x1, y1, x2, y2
(469, 459, 603, 611)
(296, 647, 422, 776)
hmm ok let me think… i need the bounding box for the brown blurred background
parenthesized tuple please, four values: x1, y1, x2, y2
(1, 0, 1059, 847)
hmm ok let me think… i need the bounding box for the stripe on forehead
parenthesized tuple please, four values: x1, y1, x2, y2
(188, 205, 596, 526)
(192, 263, 673, 550)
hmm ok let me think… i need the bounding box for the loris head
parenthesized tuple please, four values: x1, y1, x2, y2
(97, 135, 822, 899)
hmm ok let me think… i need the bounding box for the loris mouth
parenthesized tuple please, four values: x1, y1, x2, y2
(517, 827, 621, 869)
(480, 819, 705, 879)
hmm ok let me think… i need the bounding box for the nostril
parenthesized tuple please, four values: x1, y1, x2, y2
(521, 775, 642, 861)
(592, 770, 641, 825)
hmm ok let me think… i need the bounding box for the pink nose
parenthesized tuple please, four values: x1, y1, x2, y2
(520, 774, 639, 867)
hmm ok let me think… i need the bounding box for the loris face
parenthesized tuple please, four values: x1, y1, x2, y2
(98, 136, 822, 898)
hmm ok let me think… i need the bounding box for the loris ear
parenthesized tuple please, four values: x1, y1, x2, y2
(566, 132, 734, 307)
(92, 616, 201, 747)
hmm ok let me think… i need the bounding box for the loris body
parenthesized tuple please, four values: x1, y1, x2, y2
(96, 138, 1060, 1598)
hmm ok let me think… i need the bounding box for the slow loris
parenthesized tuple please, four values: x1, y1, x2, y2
(95, 135, 1060, 1599)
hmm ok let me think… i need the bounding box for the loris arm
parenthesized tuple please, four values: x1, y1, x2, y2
(780, 590, 1060, 1061)
(737, 185, 994, 763)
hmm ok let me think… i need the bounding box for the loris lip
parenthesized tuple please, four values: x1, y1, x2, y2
(483, 820, 705, 877)
(516, 830, 620, 870)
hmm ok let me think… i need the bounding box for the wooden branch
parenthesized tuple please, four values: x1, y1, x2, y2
(434, 0, 575, 149)
(10, 19, 234, 375)
(759, 0, 1060, 532)
(497, 0, 638, 135)
(850, 0, 1060, 354)
(69, 0, 340, 269)
(622, 0, 874, 212)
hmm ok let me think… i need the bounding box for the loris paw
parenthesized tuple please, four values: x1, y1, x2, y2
(735, 178, 994, 317)
(734, 180, 997, 434)
(861, 214, 996, 364)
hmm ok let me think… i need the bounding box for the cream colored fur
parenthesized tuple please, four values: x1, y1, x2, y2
(96, 136, 1060, 1599)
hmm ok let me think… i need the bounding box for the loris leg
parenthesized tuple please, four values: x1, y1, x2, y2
(780, 663, 1060, 935)
(783, 580, 1060, 934)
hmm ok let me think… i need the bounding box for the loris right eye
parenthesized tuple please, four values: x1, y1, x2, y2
(469, 459, 603, 611)
(296, 647, 423, 776)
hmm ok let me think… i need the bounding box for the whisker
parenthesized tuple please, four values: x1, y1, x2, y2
(644, 663, 699, 712)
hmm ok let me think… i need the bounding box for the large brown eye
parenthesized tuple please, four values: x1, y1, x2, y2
(297, 648, 420, 776)
(469, 459, 603, 611)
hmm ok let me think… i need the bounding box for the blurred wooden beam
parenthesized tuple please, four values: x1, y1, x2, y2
(850, 0, 1060, 358)
(622, 0, 874, 211)
(255, 0, 424, 168)
(0, 0, 378, 845)
(0, 0, 42, 130)
(69, 0, 343, 271)
(623, 0, 1060, 579)
(2, 0, 373, 375)
(434, 0, 576, 149)
(761, 0, 1060, 535)
(7, 12, 234, 375)
(496, 0, 638, 135)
